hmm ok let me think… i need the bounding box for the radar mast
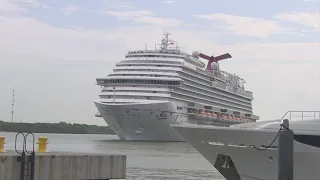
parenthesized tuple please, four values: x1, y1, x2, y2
(159, 32, 179, 51)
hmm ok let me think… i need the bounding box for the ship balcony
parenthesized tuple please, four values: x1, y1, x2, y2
(96, 77, 184, 87)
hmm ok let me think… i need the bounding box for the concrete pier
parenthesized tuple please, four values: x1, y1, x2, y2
(0, 151, 126, 180)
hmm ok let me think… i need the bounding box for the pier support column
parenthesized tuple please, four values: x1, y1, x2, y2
(278, 119, 293, 180)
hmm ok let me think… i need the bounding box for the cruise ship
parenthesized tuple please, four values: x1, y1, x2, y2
(94, 32, 259, 141)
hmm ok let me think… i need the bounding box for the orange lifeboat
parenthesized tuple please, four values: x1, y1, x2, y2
(199, 110, 206, 115)
(212, 112, 217, 117)
(222, 115, 228, 121)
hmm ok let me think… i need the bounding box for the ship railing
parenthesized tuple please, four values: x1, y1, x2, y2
(127, 49, 182, 55)
(280, 111, 320, 121)
(206, 70, 245, 82)
(206, 70, 226, 81)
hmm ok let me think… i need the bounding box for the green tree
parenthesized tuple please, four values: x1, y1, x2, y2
(0, 121, 115, 135)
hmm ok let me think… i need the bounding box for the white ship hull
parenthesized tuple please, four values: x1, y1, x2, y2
(94, 101, 184, 141)
(171, 119, 320, 180)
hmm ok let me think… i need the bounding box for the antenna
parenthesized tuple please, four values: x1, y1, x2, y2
(160, 32, 175, 50)
(145, 42, 148, 50)
(11, 89, 15, 122)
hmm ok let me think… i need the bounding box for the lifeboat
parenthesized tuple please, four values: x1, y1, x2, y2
(212, 112, 217, 117)
(199, 110, 206, 115)
(221, 115, 227, 121)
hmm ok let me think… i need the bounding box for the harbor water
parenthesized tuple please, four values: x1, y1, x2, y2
(1, 132, 223, 180)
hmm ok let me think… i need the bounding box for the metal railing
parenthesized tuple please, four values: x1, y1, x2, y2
(15, 132, 35, 180)
(280, 111, 320, 121)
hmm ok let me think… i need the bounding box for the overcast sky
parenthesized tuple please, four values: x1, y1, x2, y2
(0, 0, 319, 125)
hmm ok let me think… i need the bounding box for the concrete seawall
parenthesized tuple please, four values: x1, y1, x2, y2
(0, 151, 126, 180)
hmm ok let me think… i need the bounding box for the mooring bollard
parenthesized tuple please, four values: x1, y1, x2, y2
(0, 136, 6, 152)
(37, 136, 49, 152)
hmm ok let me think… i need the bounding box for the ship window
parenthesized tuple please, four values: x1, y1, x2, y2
(177, 106, 183, 110)
(188, 103, 195, 107)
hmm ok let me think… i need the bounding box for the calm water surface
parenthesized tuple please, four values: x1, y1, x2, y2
(1, 132, 224, 180)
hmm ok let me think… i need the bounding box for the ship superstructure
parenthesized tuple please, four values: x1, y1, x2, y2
(94, 32, 259, 141)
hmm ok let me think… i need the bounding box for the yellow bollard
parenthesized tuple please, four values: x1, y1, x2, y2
(0, 136, 6, 153)
(37, 136, 49, 152)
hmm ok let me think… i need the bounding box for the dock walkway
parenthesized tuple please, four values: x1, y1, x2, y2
(0, 133, 126, 180)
